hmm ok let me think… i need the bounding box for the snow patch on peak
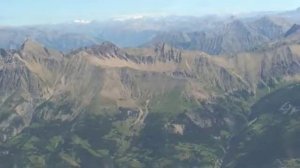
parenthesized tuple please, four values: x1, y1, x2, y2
(73, 19, 92, 24)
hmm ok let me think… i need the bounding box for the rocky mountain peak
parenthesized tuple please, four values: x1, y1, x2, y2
(80, 41, 128, 59)
(21, 39, 45, 52)
(154, 42, 182, 63)
(19, 39, 54, 59)
(92, 41, 120, 52)
(226, 20, 248, 31)
(0, 48, 8, 58)
(285, 24, 300, 37)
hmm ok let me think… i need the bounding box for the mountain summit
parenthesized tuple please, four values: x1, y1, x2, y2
(285, 24, 300, 37)
(21, 39, 45, 51)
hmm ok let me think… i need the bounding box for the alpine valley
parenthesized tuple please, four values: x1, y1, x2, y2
(1, 7, 300, 168)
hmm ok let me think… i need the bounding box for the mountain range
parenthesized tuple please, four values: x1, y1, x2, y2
(1, 7, 300, 54)
(1, 7, 300, 168)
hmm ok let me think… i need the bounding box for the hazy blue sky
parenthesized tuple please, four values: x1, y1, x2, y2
(1, 0, 300, 25)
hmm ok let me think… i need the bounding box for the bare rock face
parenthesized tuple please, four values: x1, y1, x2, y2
(79, 41, 128, 59)
(285, 24, 300, 37)
(166, 123, 185, 135)
(154, 43, 182, 63)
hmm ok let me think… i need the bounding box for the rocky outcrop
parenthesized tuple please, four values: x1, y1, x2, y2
(285, 24, 300, 37)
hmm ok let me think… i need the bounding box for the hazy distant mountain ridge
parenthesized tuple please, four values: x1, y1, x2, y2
(0, 7, 300, 54)
(148, 16, 293, 55)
